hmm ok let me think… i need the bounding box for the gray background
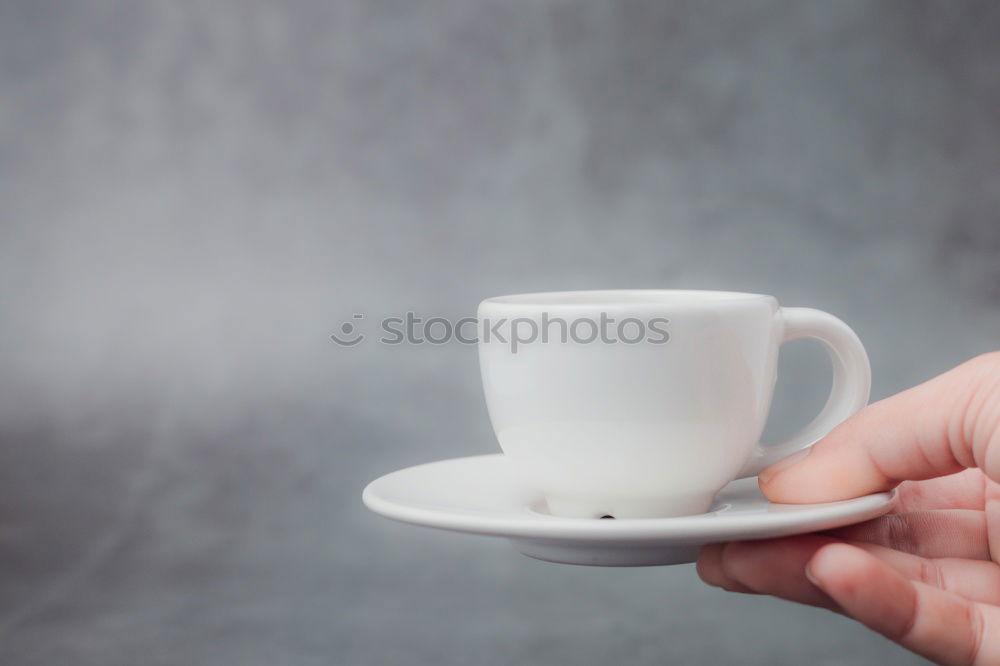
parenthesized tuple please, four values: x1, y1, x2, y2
(1, 1, 998, 664)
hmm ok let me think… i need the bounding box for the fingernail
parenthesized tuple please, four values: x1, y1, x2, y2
(759, 448, 812, 484)
(804, 562, 819, 587)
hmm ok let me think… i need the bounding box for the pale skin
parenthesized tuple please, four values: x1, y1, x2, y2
(697, 352, 1000, 665)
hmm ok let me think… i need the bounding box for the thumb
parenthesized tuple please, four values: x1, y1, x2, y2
(760, 352, 1000, 503)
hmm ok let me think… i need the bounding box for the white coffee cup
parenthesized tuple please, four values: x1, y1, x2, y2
(477, 290, 870, 519)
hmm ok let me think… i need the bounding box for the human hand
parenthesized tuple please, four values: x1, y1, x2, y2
(697, 353, 1000, 665)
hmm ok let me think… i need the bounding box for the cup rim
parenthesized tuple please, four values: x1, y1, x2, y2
(479, 289, 776, 309)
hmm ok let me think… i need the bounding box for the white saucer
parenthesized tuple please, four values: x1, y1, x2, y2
(363, 455, 896, 567)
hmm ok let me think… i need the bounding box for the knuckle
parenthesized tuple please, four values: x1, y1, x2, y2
(966, 601, 986, 665)
(951, 353, 1000, 472)
(896, 585, 921, 642)
(917, 558, 943, 589)
(964, 354, 1000, 401)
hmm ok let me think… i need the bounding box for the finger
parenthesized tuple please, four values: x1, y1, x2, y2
(807, 543, 1000, 665)
(989, 498, 1000, 566)
(705, 536, 840, 610)
(702, 533, 998, 608)
(851, 543, 1000, 605)
(695, 544, 757, 594)
(893, 470, 986, 512)
(761, 353, 1000, 503)
(827, 509, 990, 560)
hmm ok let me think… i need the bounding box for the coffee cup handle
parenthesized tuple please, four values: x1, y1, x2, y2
(737, 307, 871, 479)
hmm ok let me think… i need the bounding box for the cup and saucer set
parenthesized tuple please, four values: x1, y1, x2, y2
(364, 290, 895, 567)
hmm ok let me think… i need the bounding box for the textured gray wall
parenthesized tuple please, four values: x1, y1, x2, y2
(2, 1, 999, 664)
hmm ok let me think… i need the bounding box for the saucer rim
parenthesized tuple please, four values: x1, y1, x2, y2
(363, 454, 896, 542)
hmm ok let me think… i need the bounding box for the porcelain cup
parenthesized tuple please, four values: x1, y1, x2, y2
(477, 290, 870, 519)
